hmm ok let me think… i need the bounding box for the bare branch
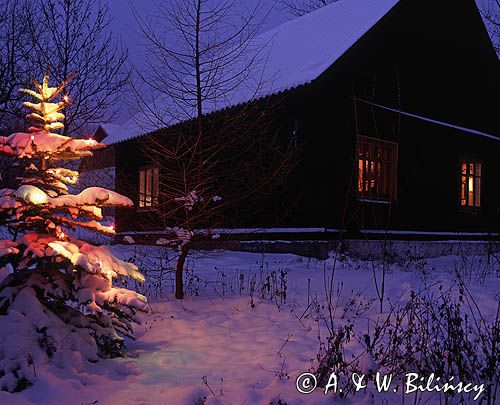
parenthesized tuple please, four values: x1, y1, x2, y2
(480, 0, 500, 54)
(128, 0, 299, 299)
(274, 0, 337, 17)
(0, 0, 33, 132)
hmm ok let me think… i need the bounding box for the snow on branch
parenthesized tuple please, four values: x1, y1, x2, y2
(50, 187, 133, 208)
(0, 186, 132, 210)
(52, 216, 115, 236)
(0, 132, 105, 160)
(0, 233, 144, 284)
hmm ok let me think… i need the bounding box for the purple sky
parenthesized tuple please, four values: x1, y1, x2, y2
(107, 0, 288, 67)
(107, 0, 494, 76)
(104, 0, 494, 122)
(104, 1, 289, 122)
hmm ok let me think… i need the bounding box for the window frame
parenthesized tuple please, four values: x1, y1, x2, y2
(356, 135, 398, 204)
(458, 158, 482, 212)
(138, 165, 159, 210)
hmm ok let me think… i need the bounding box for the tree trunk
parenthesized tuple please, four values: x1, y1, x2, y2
(175, 245, 189, 299)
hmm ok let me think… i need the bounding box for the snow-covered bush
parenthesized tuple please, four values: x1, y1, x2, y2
(364, 283, 500, 403)
(313, 280, 500, 403)
(0, 74, 147, 392)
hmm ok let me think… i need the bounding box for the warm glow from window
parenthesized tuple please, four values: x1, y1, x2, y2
(139, 167, 159, 208)
(460, 161, 481, 208)
(356, 136, 397, 202)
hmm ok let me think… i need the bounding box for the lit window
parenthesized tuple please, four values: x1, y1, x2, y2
(139, 167, 159, 208)
(356, 135, 397, 202)
(460, 161, 481, 208)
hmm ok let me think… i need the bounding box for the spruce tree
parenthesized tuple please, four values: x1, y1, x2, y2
(0, 73, 147, 392)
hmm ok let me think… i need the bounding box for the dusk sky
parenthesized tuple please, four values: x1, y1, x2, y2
(107, 0, 288, 67)
(106, 0, 492, 64)
(104, 0, 290, 122)
(103, 0, 494, 123)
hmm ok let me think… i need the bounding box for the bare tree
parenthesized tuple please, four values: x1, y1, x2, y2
(26, 0, 130, 136)
(0, 0, 34, 199)
(132, 0, 297, 299)
(275, 0, 337, 17)
(132, 0, 270, 134)
(0, 0, 32, 132)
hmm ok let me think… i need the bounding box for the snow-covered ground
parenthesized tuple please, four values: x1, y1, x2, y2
(1, 246, 499, 404)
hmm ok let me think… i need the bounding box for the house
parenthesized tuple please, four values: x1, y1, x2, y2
(95, 0, 500, 246)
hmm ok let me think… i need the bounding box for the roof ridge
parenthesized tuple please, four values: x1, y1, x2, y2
(104, 0, 401, 144)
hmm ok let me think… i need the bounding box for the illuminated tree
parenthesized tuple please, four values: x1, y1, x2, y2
(27, 0, 129, 135)
(0, 73, 147, 392)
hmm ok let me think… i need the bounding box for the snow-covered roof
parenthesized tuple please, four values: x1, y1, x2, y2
(103, 0, 400, 145)
(257, 0, 399, 94)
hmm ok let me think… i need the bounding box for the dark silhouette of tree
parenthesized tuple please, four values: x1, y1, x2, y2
(0, 0, 32, 131)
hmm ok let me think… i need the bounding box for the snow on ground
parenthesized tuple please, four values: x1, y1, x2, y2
(1, 246, 499, 404)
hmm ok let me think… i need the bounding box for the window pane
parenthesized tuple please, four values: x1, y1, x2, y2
(460, 161, 481, 208)
(356, 136, 397, 201)
(146, 169, 152, 194)
(139, 170, 145, 195)
(365, 160, 369, 192)
(474, 177, 481, 207)
(139, 170, 145, 207)
(468, 176, 474, 206)
(153, 167, 159, 204)
(358, 160, 364, 193)
(460, 175, 466, 203)
(377, 162, 382, 195)
(370, 161, 375, 190)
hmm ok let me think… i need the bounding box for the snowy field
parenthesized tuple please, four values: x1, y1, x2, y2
(1, 245, 499, 405)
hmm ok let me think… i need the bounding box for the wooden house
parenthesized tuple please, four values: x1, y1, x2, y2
(96, 0, 500, 244)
